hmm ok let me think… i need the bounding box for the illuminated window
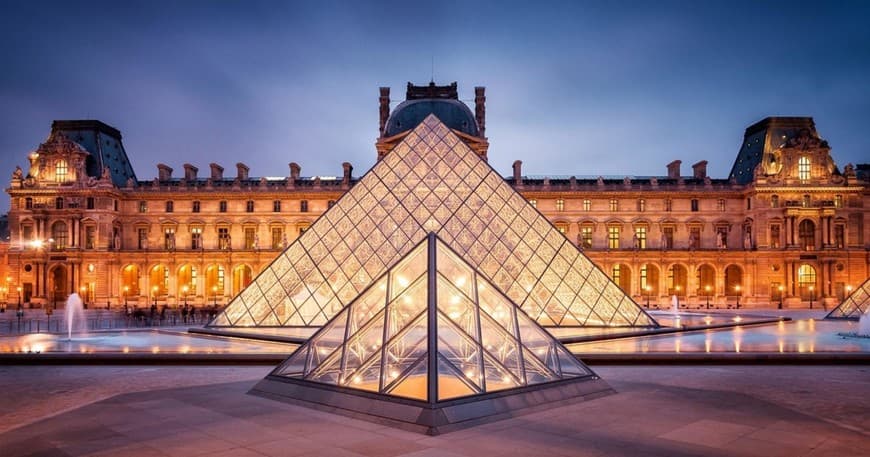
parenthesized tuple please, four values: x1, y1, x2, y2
(271, 227, 284, 249)
(55, 160, 68, 182)
(52, 221, 67, 250)
(138, 201, 147, 213)
(163, 227, 175, 250)
(607, 226, 620, 249)
(798, 156, 811, 181)
(580, 226, 593, 249)
(555, 199, 565, 211)
(583, 199, 591, 211)
(244, 227, 256, 249)
(192, 201, 200, 213)
(717, 199, 725, 211)
(609, 199, 618, 212)
(528, 199, 537, 208)
(637, 199, 645, 212)
(218, 227, 230, 249)
(797, 264, 816, 296)
(556, 224, 567, 235)
(612, 265, 621, 283)
(634, 226, 647, 249)
(246, 200, 255, 213)
(640, 265, 648, 290)
(834, 195, 843, 208)
(191, 227, 203, 249)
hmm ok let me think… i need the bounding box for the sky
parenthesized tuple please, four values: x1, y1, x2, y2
(1, 0, 868, 213)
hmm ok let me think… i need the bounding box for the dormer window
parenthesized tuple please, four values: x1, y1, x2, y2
(798, 157, 811, 181)
(55, 159, 68, 182)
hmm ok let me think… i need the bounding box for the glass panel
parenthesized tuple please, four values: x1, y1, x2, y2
(479, 312, 522, 379)
(437, 312, 482, 391)
(275, 346, 309, 377)
(481, 351, 520, 393)
(386, 277, 427, 341)
(437, 354, 479, 400)
(387, 355, 428, 401)
(342, 308, 386, 376)
(309, 311, 348, 368)
(389, 243, 428, 301)
(436, 243, 474, 300)
(343, 351, 381, 393)
(477, 278, 516, 336)
(555, 345, 590, 377)
(437, 277, 478, 338)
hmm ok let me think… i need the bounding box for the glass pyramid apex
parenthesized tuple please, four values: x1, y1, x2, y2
(271, 233, 595, 403)
(826, 278, 870, 320)
(210, 114, 657, 329)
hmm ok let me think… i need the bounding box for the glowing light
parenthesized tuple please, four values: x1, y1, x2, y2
(455, 276, 466, 288)
(397, 276, 408, 288)
(450, 295, 460, 305)
(352, 375, 362, 384)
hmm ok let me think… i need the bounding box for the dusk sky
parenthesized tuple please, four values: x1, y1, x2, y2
(1, 1, 868, 214)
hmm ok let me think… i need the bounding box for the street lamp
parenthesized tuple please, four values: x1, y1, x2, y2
(809, 285, 814, 309)
(123, 285, 129, 309)
(778, 285, 784, 309)
(644, 286, 651, 309)
(80, 286, 87, 309)
(735, 285, 741, 309)
(16, 286, 22, 307)
(152, 285, 158, 307)
(705, 285, 711, 309)
(182, 285, 189, 307)
(675, 285, 681, 309)
(212, 285, 218, 307)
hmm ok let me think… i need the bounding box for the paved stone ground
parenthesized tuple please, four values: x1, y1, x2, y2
(1, 365, 868, 456)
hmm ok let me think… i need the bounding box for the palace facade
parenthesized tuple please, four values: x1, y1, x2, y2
(2, 82, 867, 310)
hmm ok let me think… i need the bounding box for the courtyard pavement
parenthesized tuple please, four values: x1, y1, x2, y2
(1, 365, 868, 456)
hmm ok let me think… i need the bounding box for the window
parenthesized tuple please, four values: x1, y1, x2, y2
(580, 226, 593, 249)
(555, 224, 567, 235)
(163, 227, 175, 250)
(300, 200, 309, 212)
(798, 156, 811, 181)
(664, 198, 672, 212)
(25, 197, 33, 210)
(834, 195, 843, 208)
(607, 226, 620, 249)
(637, 199, 646, 212)
(165, 201, 174, 213)
(246, 200, 254, 213)
(662, 227, 674, 249)
(716, 227, 728, 249)
(113, 199, 118, 212)
(746, 198, 751, 210)
(219, 201, 227, 212)
(771, 195, 779, 208)
(244, 227, 256, 249)
(85, 226, 96, 249)
(138, 201, 147, 213)
(797, 264, 816, 298)
(609, 199, 618, 212)
(138, 228, 148, 249)
(528, 199, 537, 208)
(640, 265, 648, 291)
(802, 194, 811, 208)
(55, 160, 68, 182)
(799, 220, 815, 250)
(299, 226, 309, 235)
(328, 200, 336, 209)
(690, 199, 699, 212)
(834, 224, 844, 248)
(717, 199, 726, 212)
(192, 201, 200, 213)
(612, 265, 622, 284)
(55, 197, 64, 210)
(22, 225, 33, 243)
(271, 227, 284, 249)
(583, 199, 591, 211)
(770, 225, 781, 249)
(218, 227, 230, 249)
(634, 227, 647, 249)
(191, 227, 203, 250)
(86, 197, 95, 210)
(555, 198, 565, 212)
(273, 200, 281, 212)
(52, 222, 67, 250)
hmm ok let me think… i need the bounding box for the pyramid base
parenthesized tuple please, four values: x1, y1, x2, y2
(249, 375, 614, 435)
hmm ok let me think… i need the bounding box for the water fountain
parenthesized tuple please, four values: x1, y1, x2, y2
(66, 293, 86, 341)
(857, 307, 870, 337)
(670, 295, 680, 318)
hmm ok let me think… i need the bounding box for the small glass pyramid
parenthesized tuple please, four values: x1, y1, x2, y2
(272, 233, 594, 402)
(210, 115, 656, 329)
(826, 278, 870, 320)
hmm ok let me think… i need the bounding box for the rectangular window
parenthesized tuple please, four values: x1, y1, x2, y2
(300, 200, 309, 212)
(580, 226, 593, 249)
(246, 200, 254, 213)
(612, 265, 621, 284)
(665, 198, 672, 212)
(746, 198, 752, 210)
(691, 199, 699, 212)
(770, 225, 781, 248)
(165, 201, 174, 213)
(273, 200, 281, 212)
(114, 200, 118, 212)
(138, 201, 147, 213)
(219, 201, 227, 213)
(164, 227, 175, 250)
(555, 199, 565, 212)
(244, 227, 256, 249)
(717, 199, 726, 212)
(55, 160, 68, 182)
(634, 227, 647, 249)
(637, 199, 646, 212)
(192, 201, 200, 213)
(218, 228, 230, 249)
(834, 225, 844, 248)
(25, 197, 33, 210)
(798, 157, 811, 181)
(138, 228, 148, 250)
(528, 199, 537, 208)
(55, 197, 63, 210)
(191, 227, 203, 250)
(834, 195, 843, 208)
(271, 227, 283, 249)
(86, 197, 95, 210)
(583, 199, 591, 211)
(716, 227, 728, 249)
(640, 265, 648, 291)
(662, 227, 674, 249)
(85, 226, 96, 249)
(608, 226, 620, 249)
(556, 224, 567, 235)
(609, 199, 618, 212)
(22, 225, 33, 243)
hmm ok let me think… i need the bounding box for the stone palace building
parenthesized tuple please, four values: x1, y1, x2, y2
(1, 82, 867, 310)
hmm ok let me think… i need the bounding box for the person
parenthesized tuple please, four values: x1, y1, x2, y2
(181, 304, 189, 324)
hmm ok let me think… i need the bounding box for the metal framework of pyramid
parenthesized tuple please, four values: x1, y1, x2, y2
(826, 278, 870, 320)
(250, 233, 612, 434)
(210, 115, 657, 329)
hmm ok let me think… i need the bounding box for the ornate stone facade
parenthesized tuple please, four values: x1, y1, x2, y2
(2, 85, 868, 310)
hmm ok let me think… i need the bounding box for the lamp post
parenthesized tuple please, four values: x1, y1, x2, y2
(809, 285, 814, 309)
(152, 285, 158, 307)
(212, 285, 218, 307)
(735, 285, 741, 309)
(644, 286, 651, 309)
(778, 285, 784, 309)
(182, 285, 189, 307)
(80, 285, 87, 309)
(705, 285, 711, 309)
(16, 286, 22, 307)
(675, 285, 681, 309)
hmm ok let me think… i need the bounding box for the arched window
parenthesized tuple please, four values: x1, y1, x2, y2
(51, 221, 68, 250)
(121, 265, 140, 297)
(798, 156, 811, 181)
(55, 159, 68, 182)
(799, 220, 815, 250)
(797, 264, 816, 300)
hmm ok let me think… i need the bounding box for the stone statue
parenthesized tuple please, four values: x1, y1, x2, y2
(688, 232, 696, 251)
(743, 230, 751, 250)
(281, 233, 288, 249)
(632, 233, 639, 250)
(661, 232, 667, 250)
(102, 166, 111, 180)
(253, 234, 259, 250)
(113, 233, 121, 250)
(717, 231, 726, 249)
(12, 166, 23, 180)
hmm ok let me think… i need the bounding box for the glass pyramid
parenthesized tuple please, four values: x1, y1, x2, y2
(271, 233, 594, 402)
(210, 114, 656, 328)
(826, 278, 870, 320)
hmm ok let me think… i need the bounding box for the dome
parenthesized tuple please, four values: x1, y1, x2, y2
(384, 99, 479, 137)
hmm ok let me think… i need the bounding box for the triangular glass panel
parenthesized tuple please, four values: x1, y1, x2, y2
(385, 355, 428, 401)
(827, 278, 870, 320)
(437, 354, 479, 401)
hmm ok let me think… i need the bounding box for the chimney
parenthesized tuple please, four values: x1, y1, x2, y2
(209, 163, 224, 180)
(667, 160, 682, 179)
(236, 162, 249, 181)
(289, 162, 301, 181)
(692, 160, 708, 179)
(157, 164, 173, 181)
(379, 87, 390, 137)
(474, 86, 486, 138)
(512, 160, 523, 186)
(342, 162, 353, 186)
(183, 163, 198, 181)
